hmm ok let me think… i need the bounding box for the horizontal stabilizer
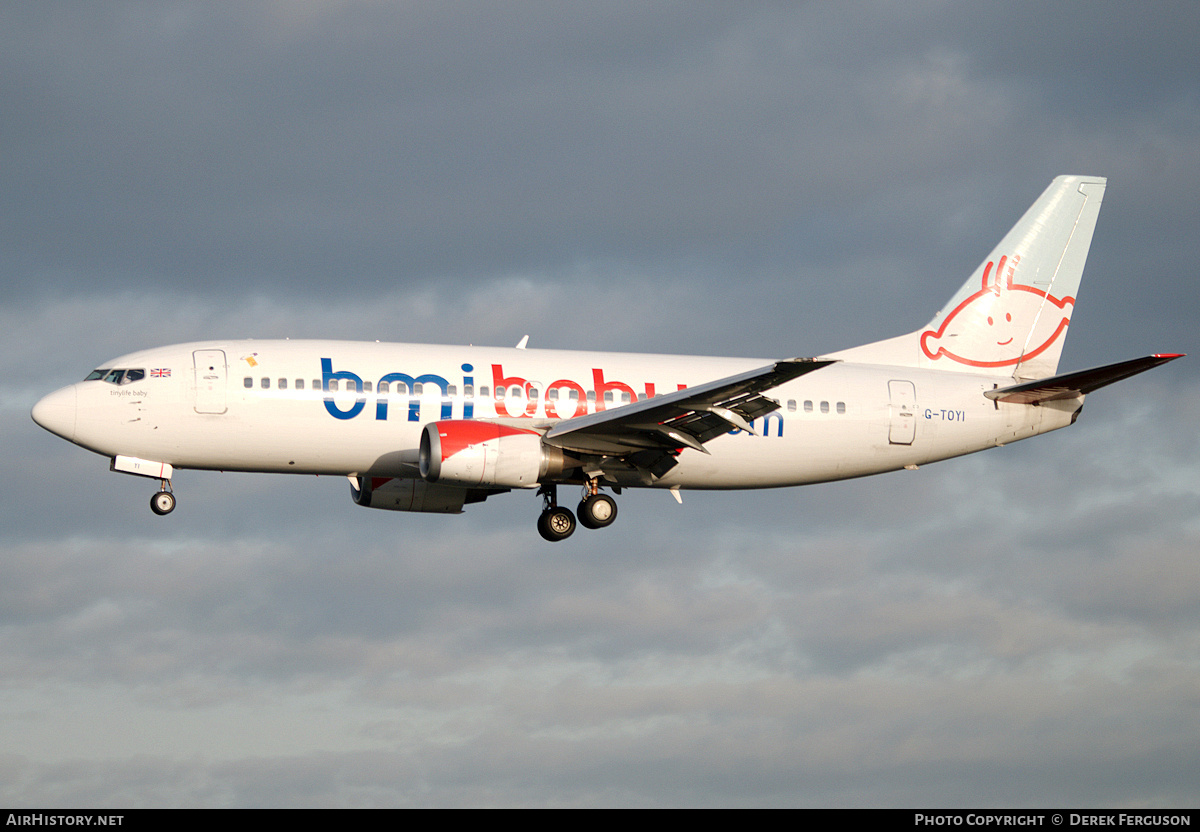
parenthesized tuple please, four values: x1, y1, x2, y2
(984, 354, 1184, 404)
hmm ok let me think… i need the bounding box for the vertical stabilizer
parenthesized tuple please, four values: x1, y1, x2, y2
(829, 176, 1107, 379)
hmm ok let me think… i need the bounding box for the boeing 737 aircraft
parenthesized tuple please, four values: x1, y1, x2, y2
(32, 176, 1182, 540)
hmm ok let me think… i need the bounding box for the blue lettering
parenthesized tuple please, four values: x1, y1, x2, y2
(376, 372, 415, 420)
(322, 358, 366, 420)
(462, 363, 474, 420)
(421, 375, 453, 421)
(761, 411, 784, 438)
(376, 372, 451, 421)
(324, 359, 713, 431)
(726, 415, 785, 438)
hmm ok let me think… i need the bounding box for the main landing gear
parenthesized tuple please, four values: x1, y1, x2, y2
(536, 481, 619, 542)
(578, 485, 617, 530)
(150, 479, 176, 516)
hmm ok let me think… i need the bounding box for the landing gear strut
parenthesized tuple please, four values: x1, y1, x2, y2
(150, 480, 176, 516)
(536, 484, 576, 542)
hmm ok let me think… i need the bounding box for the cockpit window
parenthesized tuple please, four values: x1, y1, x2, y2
(86, 368, 147, 385)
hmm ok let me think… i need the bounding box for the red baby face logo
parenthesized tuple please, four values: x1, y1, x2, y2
(920, 255, 1074, 368)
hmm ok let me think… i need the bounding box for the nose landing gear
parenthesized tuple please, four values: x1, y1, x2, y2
(150, 480, 175, 516)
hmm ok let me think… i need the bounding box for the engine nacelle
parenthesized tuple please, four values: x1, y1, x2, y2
(350, 475, 478, 514)
(419, 420, 564, 488)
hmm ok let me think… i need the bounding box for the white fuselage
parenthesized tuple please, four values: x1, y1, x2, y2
(33, 177, 1169, 541)
(43, 339, 1079, 490)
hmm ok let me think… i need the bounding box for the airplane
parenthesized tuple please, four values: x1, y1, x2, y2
(31, 175, 1182, 541)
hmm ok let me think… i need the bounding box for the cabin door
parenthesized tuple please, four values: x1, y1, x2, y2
(193, 349, 228, 414)
(888, 380, 916, 445)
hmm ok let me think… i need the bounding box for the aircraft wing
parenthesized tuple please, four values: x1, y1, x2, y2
(985, 354, 1184, 405)
(543, 358, 836, 458)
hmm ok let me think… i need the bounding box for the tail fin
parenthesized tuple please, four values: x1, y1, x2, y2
(830, 175, 1107, 379)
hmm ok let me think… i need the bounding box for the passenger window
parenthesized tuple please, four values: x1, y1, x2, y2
(804, 400, 813, 413)
(510, 386, 522, 399)
(787, 399, 797, 412)
(261, 378, 270, 389)
(312, 379, 320, 390)
(569, 389, 579, 401)
(820, 401, 829, 414)
(620, 392, 631, 403)
(363, 381, 372, 392)
(328, 380, 338, 392)
(278, 378, 287, 390)
(295, 379, 304, 390)
(837, 401, 846, 415)
(244, 377, 253, 388)
(395, 382, 408, 395)
(586, 390, 596, 402)
(479, 386, 490, 397)
(447, 385, 457, 396)
(378, 381, 389, 394)
(548, 388, 559, 401)
(464, 384, 474, 398)
(414, 383, 424, 395)
(496, 386, 505, 400)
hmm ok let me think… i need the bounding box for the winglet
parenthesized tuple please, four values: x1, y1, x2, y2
(515, 335, 530, 350)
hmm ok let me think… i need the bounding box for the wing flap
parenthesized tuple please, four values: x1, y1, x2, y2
(543, 357, 835, 455)
(985, 354, 1184, 404)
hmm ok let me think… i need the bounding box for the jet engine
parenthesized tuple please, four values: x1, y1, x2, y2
(350, 475, 487, 514)
(419, 420, 565, 488)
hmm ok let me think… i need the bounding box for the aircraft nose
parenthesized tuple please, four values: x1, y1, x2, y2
(32, 385, 77, 441)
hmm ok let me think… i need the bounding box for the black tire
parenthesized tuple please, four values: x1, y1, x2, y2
(578, 494, 618, 530)
(150, 491, 176, 516)
(537, 506, 576, 542)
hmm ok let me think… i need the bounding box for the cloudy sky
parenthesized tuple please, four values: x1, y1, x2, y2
(3, 1, 1199, 807)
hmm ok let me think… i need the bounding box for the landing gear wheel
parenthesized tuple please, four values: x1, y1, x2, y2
(150, 490, 176, 516)
(537, 506, 576, 542)
(578, 493, 618, 529)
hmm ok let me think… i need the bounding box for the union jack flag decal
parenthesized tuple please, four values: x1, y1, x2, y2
(150, 368, 171, 378)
